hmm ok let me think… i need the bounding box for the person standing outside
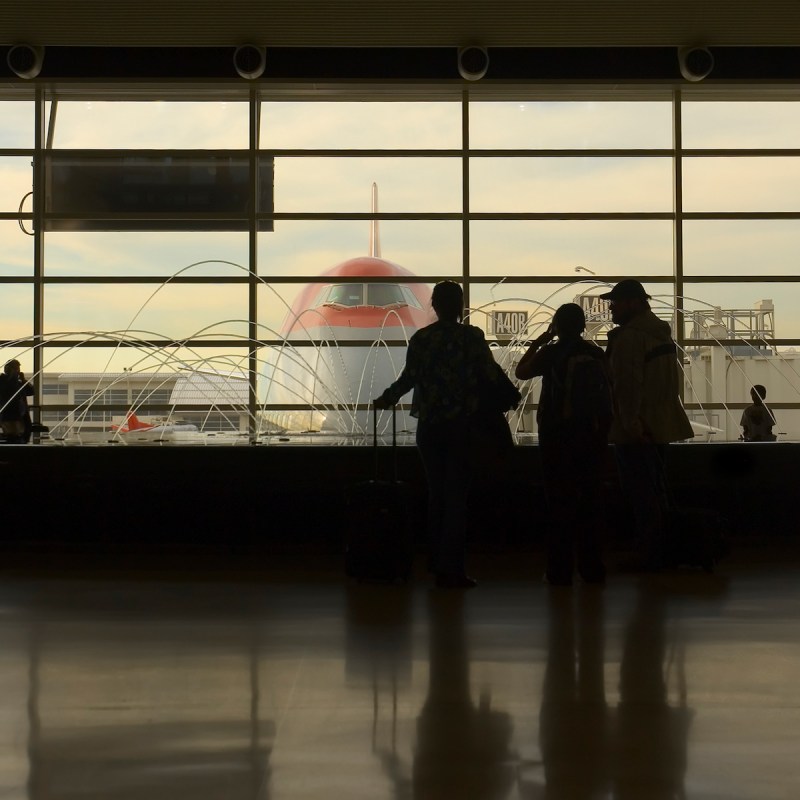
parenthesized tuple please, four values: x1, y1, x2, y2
(599, 280, 693, 571)
(0, 359, 34, 444)
(516, 303, 612, 585)
(374, 281, 504, 589)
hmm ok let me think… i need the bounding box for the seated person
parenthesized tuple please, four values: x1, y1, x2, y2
(740, 384, 777, 441)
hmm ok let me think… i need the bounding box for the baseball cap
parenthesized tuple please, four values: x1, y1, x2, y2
(599, 279, 651, 301)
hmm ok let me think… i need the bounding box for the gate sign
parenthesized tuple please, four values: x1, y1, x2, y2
(578, 294, 612, 323)
(491, 310, 528, 336)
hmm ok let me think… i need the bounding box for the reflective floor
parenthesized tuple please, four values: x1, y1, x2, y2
(1, 550, 799, 799)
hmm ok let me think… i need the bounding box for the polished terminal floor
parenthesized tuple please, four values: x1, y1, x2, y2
(0, 548, 798, 800)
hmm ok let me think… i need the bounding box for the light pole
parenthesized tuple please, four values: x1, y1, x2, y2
(574, 265, 596, 275)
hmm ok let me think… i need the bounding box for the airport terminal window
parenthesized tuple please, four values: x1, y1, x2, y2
(256, 220, 463, 279)
(2, 88, 800, 442)
(469, 100, 673, 149)
(74, 389, 129, 406)
(51, 101, 249, 149)
(0, 220, 34, 276)
(134, 389, 172, 405)
(180, 412, 239, 432)
(0, 100, 33, 147)
(0, 157, 33, 212)
(42, 383, 69, 396)
(43, 231, 249, 278)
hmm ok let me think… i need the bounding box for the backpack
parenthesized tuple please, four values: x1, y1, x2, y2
(548, 344, 612, 430)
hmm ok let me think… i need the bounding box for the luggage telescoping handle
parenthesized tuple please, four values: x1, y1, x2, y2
(372, 402, 398, 482)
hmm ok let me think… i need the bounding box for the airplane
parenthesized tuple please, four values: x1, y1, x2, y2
(261, 185, 434, 434)
(110, 412, 200, 441)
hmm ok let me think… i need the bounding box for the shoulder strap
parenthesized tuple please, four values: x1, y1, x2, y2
(644, 341, 678, 363)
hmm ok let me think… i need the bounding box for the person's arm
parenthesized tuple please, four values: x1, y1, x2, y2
(739, 408, 750, 439)
(374, 337, 419, 408)
(515, 325, 555, 380)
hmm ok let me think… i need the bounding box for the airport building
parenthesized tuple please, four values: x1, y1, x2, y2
(1, 4, 800, 799)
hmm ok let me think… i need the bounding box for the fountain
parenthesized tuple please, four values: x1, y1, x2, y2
(4, 264, 799, 445)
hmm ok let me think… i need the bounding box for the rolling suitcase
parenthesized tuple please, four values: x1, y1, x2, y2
(345, 405, 414, 583)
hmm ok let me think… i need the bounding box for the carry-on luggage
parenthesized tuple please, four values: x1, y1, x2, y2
(344, 405, 414, 583)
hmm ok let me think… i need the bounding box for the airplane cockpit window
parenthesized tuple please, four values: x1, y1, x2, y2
(367, 284, 408, 307)
(324, 284, 364, 306)
(315, 283, 421, 308)
(400, 286, 423, 309)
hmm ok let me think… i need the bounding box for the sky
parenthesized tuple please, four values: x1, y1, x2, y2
(3, 97, 800, 373)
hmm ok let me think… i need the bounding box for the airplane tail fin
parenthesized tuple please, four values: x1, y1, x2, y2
(111, 412, 153, 432)
(125, 412, 153, 431)
(369, 182, 380, 258)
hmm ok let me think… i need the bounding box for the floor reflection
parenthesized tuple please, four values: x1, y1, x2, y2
(2, 555, 797, 800)
(414, 591, 515, 800)
(535, 587, 608, 799)
(18, 583, 275, 800)
(614, 583, 692, 800)
(345, 583, 415, 796)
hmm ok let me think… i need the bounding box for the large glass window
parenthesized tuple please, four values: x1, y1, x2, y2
(256, 221, 462, 278)
(470, 157, 672, 213)
(470, 220, 674, 277)
(470, 101, 673, 149)
(44, 231, 248, 277)
(273, 157, 461, 213)
(260, 101, 461, 149)
(51, 101, 249, 149)
(3, 88, 800, 443)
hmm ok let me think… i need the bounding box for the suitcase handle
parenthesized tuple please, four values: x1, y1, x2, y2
(372, 403, 398, 481)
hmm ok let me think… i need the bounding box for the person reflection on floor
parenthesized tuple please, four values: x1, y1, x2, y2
(344, 583, 415, 797)
(613, 582, 693, 800)
(535, 587, 609, 799)
(413, 591, 516, 800)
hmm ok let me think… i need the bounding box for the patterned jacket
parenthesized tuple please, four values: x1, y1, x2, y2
(379, 320, 499, 423)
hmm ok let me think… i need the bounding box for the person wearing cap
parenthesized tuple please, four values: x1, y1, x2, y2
(600, 279, 693, 570)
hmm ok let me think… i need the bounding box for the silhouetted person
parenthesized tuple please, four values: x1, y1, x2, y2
(413, 592, 515, 799)
(374, 281, 507, 589)
(0, 359, 33, 444)
(740, 384, 777, 441)
(601, 280, 693, 571)
(536, 588, 608, 799)
(516, 303, 611, 585)
(613, 583, 692, 800)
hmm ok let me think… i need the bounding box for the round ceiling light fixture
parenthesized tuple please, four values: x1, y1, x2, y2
(457, 46, 489, 81)
(7, 44, 45, 79)
(678, 46, 715, 82)
(233, 44, 267, 80)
